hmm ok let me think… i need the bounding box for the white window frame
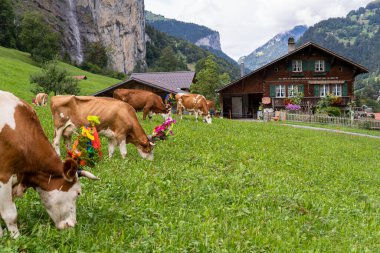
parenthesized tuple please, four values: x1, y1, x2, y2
(332, 84, 342, 97)
(288, 85, 298, 97)
(315, 60, 325, 72)
(320, 84, 329, 97)
(292, 60, 302, 72)
(276, 85, 286, 98)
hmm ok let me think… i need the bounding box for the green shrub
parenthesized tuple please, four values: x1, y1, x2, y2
(324, 106, 341, 116)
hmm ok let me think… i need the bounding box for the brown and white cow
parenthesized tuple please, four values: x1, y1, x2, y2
(175, 93, 212, 124)
(51, 95, 154, 160)
(113, 89, 171, 120)
(0, 91, 97, 238)
(33, 93, 48, 106)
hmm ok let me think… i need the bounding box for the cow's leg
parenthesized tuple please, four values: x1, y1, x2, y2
(108, 138, 117, 158)
(53, 128, 63, 156)
(177, 106, 183, 120)
(142, 107, 151, 121)
(118, 139, 127, 159)
(194, 111, 199, 122)
(0, 176, 20, 238)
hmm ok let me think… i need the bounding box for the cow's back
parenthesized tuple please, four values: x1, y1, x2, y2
(114, 89, 162, 110)
(1, 91, 60, 181)
(51, 95, 137, 131)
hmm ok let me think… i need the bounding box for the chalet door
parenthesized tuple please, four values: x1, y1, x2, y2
(231, 97, 243, 118)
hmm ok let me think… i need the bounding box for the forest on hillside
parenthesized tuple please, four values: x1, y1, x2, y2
(298, 1, 380, 110)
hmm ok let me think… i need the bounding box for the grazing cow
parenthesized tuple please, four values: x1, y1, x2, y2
(175, 93, 212, 124)
(113, 89, 171, 120)
(0, 91, 97, 238)
(32, 93, 48, 106)
(51, 95, 154, 160)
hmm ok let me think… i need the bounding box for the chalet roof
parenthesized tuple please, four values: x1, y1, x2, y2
(217, 42, 369, 92)
(92, 71, 195, 96)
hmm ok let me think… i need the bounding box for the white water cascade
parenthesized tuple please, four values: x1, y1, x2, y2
(68, 0, 83, 63)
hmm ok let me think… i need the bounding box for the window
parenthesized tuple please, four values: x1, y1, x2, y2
(276, 85, 285, 98)
(288, 85, 298, 97)
(332, 84, 342, 96)
(292, 60, 302, 72)
(320, 84, 329, 97)
(274, 67, 279, 72)
(315, 60, 325, 72)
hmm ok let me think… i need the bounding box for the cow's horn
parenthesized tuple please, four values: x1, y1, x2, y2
(150, 141, 156, 146)
(80, 170, 100, 180)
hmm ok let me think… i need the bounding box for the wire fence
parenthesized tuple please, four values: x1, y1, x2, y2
(286, 113, 380, 130)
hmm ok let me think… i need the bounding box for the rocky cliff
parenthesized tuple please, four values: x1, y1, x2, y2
(195, 32, 221, 51)
(20, 0, 146, 73)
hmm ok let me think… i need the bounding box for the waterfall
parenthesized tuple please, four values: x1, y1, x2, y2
(68, 0, 83, 63)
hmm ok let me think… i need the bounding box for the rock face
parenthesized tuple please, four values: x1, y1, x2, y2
(195, 32, 221, 51)
(25, 0, 145, 73)
(77, 0, 146, 73)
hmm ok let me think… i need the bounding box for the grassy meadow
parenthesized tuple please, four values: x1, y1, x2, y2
(0, 46, 120, 100)
(0, 104, 379, 252)
(1, 46, 380, 251)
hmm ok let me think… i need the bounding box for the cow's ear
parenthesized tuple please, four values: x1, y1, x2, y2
(63, 158, 78, 182)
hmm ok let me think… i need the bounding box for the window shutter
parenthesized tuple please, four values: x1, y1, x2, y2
(342, 82, 348, 96)
(302, 60, 308, 71)
(270, 85, 275, 97)
(325, 61, 331, 71)
(310, 60, 315, 71)
(298, 84, 304, 95)
(287, 61, 292, 72)
(314, 85, 319, 97)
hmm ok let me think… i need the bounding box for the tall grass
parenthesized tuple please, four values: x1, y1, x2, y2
(1, 105, 379, 252)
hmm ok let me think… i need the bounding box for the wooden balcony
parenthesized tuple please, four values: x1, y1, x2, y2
(272, 97, 351, 108)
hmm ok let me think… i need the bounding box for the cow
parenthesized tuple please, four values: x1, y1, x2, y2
(50, 95, 154, 160)
(113, 89, 171, 121)
(0, 90, 98, 238)
(32, 93, 48, 106)
(175, 93, 212, 124)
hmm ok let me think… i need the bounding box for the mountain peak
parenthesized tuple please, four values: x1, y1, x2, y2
(240, 25, 308, 71)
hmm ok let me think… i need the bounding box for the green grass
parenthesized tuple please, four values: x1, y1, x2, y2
(1, 105, 380, 252)
(0, 46, 120, 100)
(282, 121, 380, 137)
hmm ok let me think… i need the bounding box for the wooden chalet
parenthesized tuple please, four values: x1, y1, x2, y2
(93, 71, 195, 99)
(217, 38, 368, 118)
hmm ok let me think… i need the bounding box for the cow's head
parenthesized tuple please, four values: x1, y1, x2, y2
(161, 105, 172, 121)
(36, 158, 97, 230)
(203, 114, 212, 124)
(137, 139, 154, 161)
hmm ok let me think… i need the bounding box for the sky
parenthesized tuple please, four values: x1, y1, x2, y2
(144, 0, 374, 61)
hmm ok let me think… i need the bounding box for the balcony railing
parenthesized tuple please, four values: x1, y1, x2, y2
(272, 97, 351, 108)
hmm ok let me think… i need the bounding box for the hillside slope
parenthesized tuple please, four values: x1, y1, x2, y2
(297, 1, 380, 109)
(0, 46, 120, 101)
(240, 25, 307, 71)
(146, 11, 237, 65)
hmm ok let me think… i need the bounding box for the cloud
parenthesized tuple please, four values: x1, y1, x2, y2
(145, 0, 373, 61)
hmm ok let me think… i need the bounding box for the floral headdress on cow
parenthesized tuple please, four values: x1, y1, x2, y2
(165, 93, 176, 107)
(149, 117, 176, 143)
(67, 116, 102, 176)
